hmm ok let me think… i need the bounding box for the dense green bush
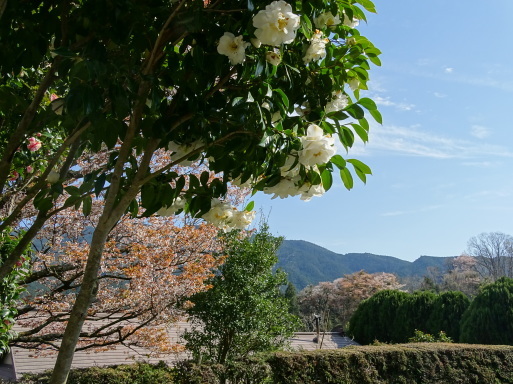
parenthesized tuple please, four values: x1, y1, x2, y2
(396, 291, 437, 342)
(427, 291, 469, 342)
(460, 277, 513, 344)
(349, 290, 469, 344)
(348, 289, 410, 344)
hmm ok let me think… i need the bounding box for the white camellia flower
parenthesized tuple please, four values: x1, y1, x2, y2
(348, 78, 360, 91)
(314, 11, 341, 29)
(217, 32, 249, 65)
(230, 210, 256, 230)
(263, 178, 299, 199)
(250, 38, 262, 48)
(298, 124, 337, 167)
(280, 154, 300, 178)
(202, 199, 235, 227)
(261, 101, 282, 125)
(202, 199, 255, 231)
(299, 182, 325, 201)
(168, 140, 204, 166)
(157, 196, 186, 217)
(303, 30, 329, 64)
(295, 102, 311, 118)
(252, 0, 300, 46)
(325, 90, 349, 114)
(266, 51, 281, 65)
(342, 12, 359, 28)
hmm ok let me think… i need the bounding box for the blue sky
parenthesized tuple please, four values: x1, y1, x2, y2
(253, 0, 513, 261)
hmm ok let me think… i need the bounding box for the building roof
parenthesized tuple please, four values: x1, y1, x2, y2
(2, 322, 358, 380)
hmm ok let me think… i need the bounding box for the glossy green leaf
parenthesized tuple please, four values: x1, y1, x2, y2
(245, 201, 255, 212)
(274, 89, 289, 110)
(321, 168, 333, 191)
(82, 195, 92, 216)
(330, 154, 347, 169)
(358, 97, 377, 110)
(340, 168, 354, 190)
(369, 108, 383, 124)
(351, 123, 369, 143)
(348, 158, 372, 175)
(65, 186, 81, 196)
(345, 104, 365, 119)
(141, 183, 155, 208)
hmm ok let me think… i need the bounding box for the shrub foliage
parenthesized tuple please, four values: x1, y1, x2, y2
(348, 290, 470, 344)
(460, 277, 513, 344)
(14, 345, 513, 384)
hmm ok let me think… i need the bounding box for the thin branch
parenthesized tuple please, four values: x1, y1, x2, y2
(143, 0, 187, 75)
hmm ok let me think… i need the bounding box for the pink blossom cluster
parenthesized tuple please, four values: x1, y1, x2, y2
(27, 136, 42, 152)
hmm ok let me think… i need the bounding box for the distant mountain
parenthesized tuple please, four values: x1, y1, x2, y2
(276, 240, 454, 290)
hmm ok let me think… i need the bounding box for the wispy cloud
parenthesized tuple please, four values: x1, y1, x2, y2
(433, 92, 447, 98)
(463, 189, 512, 202)
(381, 204, 444, 217)
(387, 60, 513, 92)
(470, 125, 491, 139)
(349, 124, 513, 159)
(461, 161, 499, 167)
(374, 96, 415, 111)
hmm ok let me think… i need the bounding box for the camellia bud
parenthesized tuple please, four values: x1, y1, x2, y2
(266, 51, 281, 66)
(46, 170, 60, 184)
(250, 38, 261, 48)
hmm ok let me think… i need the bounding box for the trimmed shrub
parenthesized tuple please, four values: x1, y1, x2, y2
(20, 361, 175, 384)
(350, 290, 470, 345)
(460, 277, 513, 344)
(267, 344, 513, 384)
(395, 291, 437, 342)
(348, 290, 410, 344)
(427, 291, 470, 342)
(174, 355, 272, 384)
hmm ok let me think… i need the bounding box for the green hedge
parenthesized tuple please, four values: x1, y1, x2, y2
(266, 344, 513, 384)
(13, 344, 513, 384)
(18, 361, 175, 384)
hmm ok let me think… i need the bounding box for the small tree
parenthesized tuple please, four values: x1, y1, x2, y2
(467, 232, 513, 281)
(298, 271, 403, 331)
(441, 255, 482, 297)
(283, 281, 300, 317)
(1, 1, 381, 381)
(183, 225, 300, 364)
(460, 277, 513, 344)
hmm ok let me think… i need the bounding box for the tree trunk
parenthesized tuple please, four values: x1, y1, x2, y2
(48, 220, 112, 384)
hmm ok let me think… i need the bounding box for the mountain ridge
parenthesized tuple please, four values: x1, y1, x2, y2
(277, 239, 456, 290)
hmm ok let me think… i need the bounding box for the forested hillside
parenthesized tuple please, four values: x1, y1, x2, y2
(277, 240, 454, 290)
